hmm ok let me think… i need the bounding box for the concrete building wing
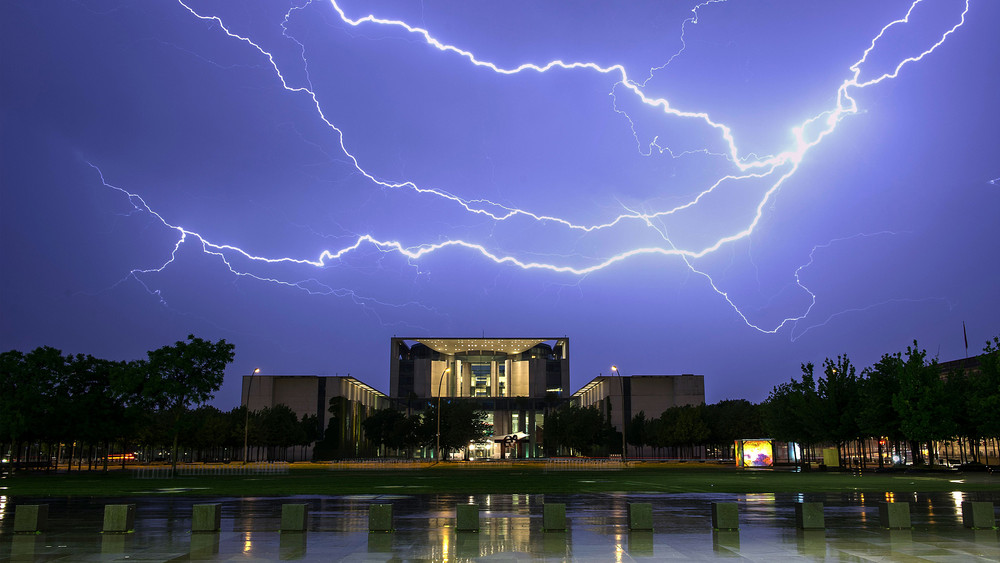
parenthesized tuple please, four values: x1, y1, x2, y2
(572, 374, 705, 432)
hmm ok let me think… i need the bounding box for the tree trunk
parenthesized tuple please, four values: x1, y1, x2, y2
(171, 432, 179, 475)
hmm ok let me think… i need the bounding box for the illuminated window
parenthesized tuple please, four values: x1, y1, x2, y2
(470, 362, 491, 397)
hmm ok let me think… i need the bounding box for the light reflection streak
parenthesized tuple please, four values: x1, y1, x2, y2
(243, 531, 252, 554)
(440, 529, 450, 562)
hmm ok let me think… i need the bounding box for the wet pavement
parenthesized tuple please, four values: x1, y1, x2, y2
(1, 491, 998, 560)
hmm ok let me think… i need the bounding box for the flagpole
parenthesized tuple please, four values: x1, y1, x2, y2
(963, 321, 969, 359)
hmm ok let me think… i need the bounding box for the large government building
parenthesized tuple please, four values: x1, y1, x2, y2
(243, 336, 705, 460)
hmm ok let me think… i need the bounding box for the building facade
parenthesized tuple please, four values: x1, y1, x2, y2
(572, 374, 706, 444)
(241, 374, 388, 460)
(242, 339, 709, 461)
(390, 337, 570, 458)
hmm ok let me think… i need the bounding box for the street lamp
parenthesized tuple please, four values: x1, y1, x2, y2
(436, 366, 451, 462)
(243, 367, 260, 464)
(611, 365, 627, 462)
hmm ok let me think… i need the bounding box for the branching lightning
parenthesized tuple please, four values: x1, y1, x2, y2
(94, 0, 972, 335)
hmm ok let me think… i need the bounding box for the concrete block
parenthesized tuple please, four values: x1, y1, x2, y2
(543, 503, 566, 531)
(962, 501, 996, 529)
(103, 504, 136, 533)
(794, 502, 825, 530)
(712, 502, 739, 530)
(456, 504, 480, 532)
(369, 503, 394, 532)
(191, 503, 221, 532)
(627, 502, 653, 531)
(281, 503, 308, 532)
(878, 501, 910, 529)
(14, 504, 48, 533)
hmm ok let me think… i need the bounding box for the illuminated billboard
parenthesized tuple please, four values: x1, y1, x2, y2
(736, 439, 773, 467)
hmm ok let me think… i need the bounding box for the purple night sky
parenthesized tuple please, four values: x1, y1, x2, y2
(2, 0, 997, 409)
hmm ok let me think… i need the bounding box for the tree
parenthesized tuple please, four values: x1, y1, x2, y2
(891, 342, 954, 465)
(0, 347, 65, 467)
(967, 336, 1000, 463)
(424, 399, 490, 459)
(362, 408, 407, 455)
(299, 413, 322, 459)
(261, 404, 304, 460)
(656, 404, 709, 458)
(704, 399, 763, 459)
(816, 355, 861, 465)
(627, 411, 648, 458)
(542, 403, 615, 457)
(858, 353, 905, 467)
(136, 335, 235, 472)
(61, 354, 131, 471)
(763, 363, 823, 455)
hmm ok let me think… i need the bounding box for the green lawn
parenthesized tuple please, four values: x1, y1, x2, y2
(3, 463, 995, 497)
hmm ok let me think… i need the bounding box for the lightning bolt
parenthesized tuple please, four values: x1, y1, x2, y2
(93, 0, 971, 335)
(87, 162, 442, 326)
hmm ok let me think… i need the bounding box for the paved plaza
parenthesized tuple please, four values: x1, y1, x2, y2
(2, 491, 998, 561)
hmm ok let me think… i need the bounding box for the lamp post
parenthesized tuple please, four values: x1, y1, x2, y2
(243, 367, 260, 464)
(611, 365, 627, 462)
(436, 366, 451, 462)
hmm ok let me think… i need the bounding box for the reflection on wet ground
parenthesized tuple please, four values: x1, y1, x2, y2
(1, 491, 998, 560)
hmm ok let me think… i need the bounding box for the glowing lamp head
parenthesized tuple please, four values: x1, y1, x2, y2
(253, 368, 260, 374)
(611, 365, 618, 372)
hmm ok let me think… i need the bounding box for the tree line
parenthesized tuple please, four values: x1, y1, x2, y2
(360, 399, 491, 460)
(1, 335, 236, 471)
(763, 337, 1000, 467)
(602, 337, 999, 466)
(5, 334, 996, 468)
(540, 397, 764, 459)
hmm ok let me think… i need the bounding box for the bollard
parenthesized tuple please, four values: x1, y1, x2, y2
(712, 502, 739, 530)
(14, 505, 48, 534)
(103, 504, 136, 533)
(543, 503, 566, 532)
(281, 503, 308, 532)
(794, 502, 825, 530)
(456, 504, 480, 532)
(961, 501, 996, 529)
(369, 504, 394, 532)
(191, 503, 222, 533)
(627, 502, 653, 531)
(878, 502, 911, 529)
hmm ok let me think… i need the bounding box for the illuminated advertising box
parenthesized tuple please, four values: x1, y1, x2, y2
(735, 439, 773, 467)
